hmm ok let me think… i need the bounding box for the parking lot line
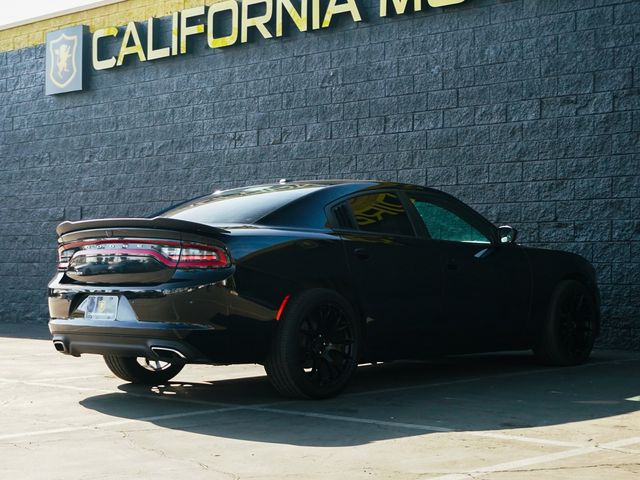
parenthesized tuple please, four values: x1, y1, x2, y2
(246, 406, 584, 448)
(0, 373, 589, 449)
(0, 392, 585, 451)
(1, 356, 637, 452)
(427, 436, 640, 480)
(0, 406, 243, 442)
(4, 357, 634, 400)
(0, 376, 235, 408)
(345, 358, 639, 398)
(0, 377, 114, 394)
(29, 374, 105, 382)
(463, 431, 583, 448)
(248, 405, 454, 432)
(0, 374, 587, 450)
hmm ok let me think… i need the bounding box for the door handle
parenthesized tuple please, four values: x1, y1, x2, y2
(354, 248, 370, 260)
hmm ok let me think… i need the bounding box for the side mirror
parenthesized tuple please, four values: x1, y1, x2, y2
(498, 226, 518, 244)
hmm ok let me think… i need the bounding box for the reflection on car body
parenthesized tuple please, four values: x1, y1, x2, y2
(48, 180, 600, 399)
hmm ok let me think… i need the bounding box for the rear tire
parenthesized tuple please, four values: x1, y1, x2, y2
(103, 355, 184, 384)
(534, 279, 598, 366)
(265, 289, 361, 399)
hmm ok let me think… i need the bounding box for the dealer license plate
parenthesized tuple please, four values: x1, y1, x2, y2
(84, 296, 119, 321)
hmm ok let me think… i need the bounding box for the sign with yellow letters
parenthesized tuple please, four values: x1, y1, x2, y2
(92, 0, 465, 71)
(45, 1, 465, 93)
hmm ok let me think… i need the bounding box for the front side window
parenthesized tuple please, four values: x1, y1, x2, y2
(348, 192, 414, 236)
(412, 199, 490, 244)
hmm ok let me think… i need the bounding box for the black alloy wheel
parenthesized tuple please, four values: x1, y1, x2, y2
(299, 304, 355, 386)
(265, 289, 361, 399)
(534, 279, 599, 366)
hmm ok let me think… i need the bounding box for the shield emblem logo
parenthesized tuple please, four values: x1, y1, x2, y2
(48, 33, 78, 89)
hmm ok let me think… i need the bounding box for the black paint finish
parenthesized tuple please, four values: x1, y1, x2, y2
(48, 181, 600, 364)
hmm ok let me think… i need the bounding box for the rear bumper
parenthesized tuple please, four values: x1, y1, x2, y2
(49, 319, 212, 362)
(48, 273, 280, 363)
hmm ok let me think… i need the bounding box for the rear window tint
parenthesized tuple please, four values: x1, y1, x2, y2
(348, 193, 414, 236)
(161, 185, 323, 225)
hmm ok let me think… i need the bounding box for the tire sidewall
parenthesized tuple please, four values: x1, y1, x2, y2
(541, 280, 597, 366)
(275, 289, 361, 399)
(104, 355, 184, 384)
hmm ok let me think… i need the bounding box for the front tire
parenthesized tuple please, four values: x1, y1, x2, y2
(534, 279, 599, 366)
(265, 289, 361, 399)
(103, 355, 184, 384)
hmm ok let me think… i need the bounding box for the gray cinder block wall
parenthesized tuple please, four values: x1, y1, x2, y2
(0, 0, 638, 348)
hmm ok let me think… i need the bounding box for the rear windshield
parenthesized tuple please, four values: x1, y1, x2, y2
(160, 184, 324, 225)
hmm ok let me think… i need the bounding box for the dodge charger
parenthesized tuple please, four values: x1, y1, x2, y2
(48, 181, 600, 398)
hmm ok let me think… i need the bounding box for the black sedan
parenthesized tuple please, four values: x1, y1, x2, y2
(48, 180, 600, 398)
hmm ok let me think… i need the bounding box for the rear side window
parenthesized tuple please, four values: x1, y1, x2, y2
(347, 192, 414, 236)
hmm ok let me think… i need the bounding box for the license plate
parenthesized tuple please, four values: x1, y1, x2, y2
(84, 296, 119, 321)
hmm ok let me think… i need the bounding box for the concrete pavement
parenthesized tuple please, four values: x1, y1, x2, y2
(0, 324, 639, 479)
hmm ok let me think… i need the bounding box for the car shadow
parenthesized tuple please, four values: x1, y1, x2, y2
(80, 351, 640, 447)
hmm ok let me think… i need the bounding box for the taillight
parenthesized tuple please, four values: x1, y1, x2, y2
(159, 246, 181, 262)
(57, 248, 74, 270)
(57, 239, 230, 271)
(177, 245, 229, 268)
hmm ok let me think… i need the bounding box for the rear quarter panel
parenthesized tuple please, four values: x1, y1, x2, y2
(224, 227, 356, 319)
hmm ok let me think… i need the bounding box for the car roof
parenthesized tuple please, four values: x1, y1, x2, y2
(253, 180, 452, 230)
(226, 179, 441, 194)
(160, 180, 457, 231)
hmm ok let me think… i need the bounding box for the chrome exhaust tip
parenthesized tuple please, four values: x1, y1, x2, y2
(53, 340, 67, 353)
(150, 346, 187, 360)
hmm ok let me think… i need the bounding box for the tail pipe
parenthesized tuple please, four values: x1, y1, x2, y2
(53, 340, 67, 353)
(150, 346, 187, 361)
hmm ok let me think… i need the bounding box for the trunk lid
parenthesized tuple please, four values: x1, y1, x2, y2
(57, 217, 229, 285)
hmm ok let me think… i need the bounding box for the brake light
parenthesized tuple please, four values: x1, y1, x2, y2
(57, 238, 230, 271)
(177, 245, 229, 268)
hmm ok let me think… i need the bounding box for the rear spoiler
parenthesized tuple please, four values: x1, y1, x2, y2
(56, 217, 228, 237)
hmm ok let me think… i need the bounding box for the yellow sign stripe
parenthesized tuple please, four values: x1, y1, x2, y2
(0, 0, 466, 53)
(0, 0, 222, 52)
